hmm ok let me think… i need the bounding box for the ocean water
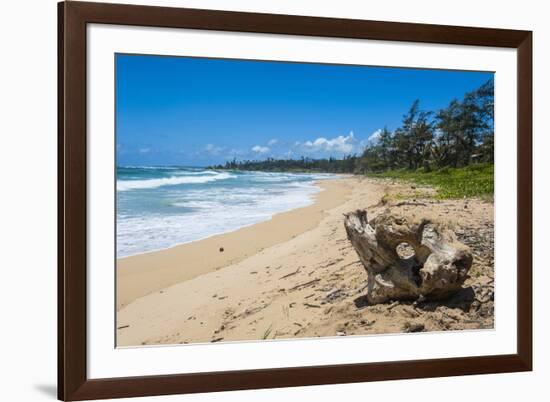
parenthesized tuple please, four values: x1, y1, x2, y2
(116, 167, 335, 258)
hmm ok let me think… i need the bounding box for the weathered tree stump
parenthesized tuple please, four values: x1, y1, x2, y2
(344, 210, 472, 304)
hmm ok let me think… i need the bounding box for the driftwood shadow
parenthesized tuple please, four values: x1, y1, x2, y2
(353, 286, 475, 312)
(417, 286, 476, 312)
(353, 295, 369, 309)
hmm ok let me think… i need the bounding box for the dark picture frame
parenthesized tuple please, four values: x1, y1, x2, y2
(58, 1, 532, 400)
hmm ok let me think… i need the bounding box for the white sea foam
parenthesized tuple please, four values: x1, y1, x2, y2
(117, 172, 233, 191)
(172, 170, 219, 176)
(117, 182, 319, 257)
(121, 165, 184, 170)
(116, 170, 335, 257)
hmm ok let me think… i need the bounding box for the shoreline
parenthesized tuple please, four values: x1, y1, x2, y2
(117, 177, 354, 310)
(117, 174, 348, 259)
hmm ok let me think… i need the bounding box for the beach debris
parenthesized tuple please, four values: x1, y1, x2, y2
(282, 305, 290, 319)
(117, 325, 130, 330)
(318, 258, 343, 269)
(211, 337, 224, 343)
(360, 319, 375, 326)
(240, 304, 267, 318)
(340, 260, 362, 269)
(344, 210, 472, 304)
(395, 201, 427, 207)
(324, 288, 347, 303)
(219, 247, 224, 252)
(280, 267, 300, 279)
(402, 306, 420, 318)
(303, 303, 321, 308)
(288, 278, 320, 291)
(387, 301, 400, 311)
(403, 322, 425, 333)
(336, 331, 346, 336)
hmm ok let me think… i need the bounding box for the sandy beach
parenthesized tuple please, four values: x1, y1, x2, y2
(116, 178, 353, 310)
(117, 177, 494, 347)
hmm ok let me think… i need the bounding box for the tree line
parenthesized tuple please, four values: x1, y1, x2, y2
(212, 79, 494, 174)
(212, 155, 357, 173)
(356, 79, 494, 173)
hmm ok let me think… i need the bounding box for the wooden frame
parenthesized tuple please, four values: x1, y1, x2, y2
(58, 1, 532, 400)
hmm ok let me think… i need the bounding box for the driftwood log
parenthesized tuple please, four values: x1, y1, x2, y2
(344, 210, 472, 304)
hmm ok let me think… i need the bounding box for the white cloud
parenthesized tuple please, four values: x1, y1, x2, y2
(204, 143, 224, 155)
(360, 129, 383, 148)
(228, 148, 245, 156)
(138, 147, 151, 154)
(267, 138, 279, 146)
(252, 145, 270, 154)
(300, 131, 356, 154)
(368, 129, 382, 142)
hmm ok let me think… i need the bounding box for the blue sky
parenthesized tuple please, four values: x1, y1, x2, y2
(116, 54, 493, 166)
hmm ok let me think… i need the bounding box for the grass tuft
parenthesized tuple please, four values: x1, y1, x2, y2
(262, 324, 274, 340)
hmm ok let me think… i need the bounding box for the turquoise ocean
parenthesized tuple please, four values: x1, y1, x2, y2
(116, 167, 334, 258)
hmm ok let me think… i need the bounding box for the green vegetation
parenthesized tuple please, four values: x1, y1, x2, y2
(371, 163, 494, 199)
(262, 324, 274, 340)
(211, 155, 357, 173)
(356, 79, 494, 173)
(211, 79, 494, 199)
